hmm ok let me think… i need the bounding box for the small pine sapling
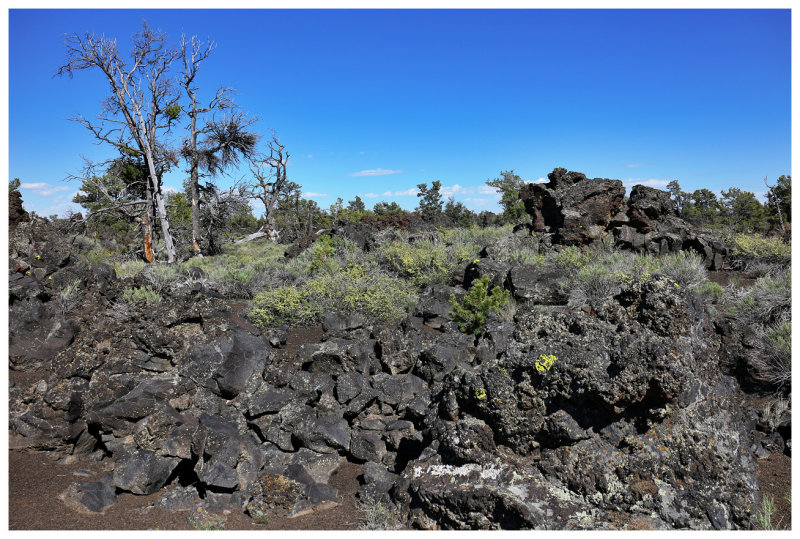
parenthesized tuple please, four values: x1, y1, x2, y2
(449, 274, 510, 335)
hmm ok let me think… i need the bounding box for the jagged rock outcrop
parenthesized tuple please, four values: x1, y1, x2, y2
(520, 168, 728, 269)
(9, 187, 30, 232)
(520, 168, 626, 246)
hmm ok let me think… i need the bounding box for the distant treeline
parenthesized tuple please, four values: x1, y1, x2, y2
(666, 177, 791, 234)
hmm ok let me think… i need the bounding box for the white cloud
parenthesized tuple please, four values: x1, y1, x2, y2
(623, 163, 651, 168)
(20, 182, 71, 196)
(163, 186, 179, 194)
(45, 199, 81, 217)
(534, 177, 548, 183)
(463, 197, 495, 207)
(622, 178, 670, 189)
(441, 184, 475, 197)
(360, 188, 418, 199)
(308, 154, 313, 159)
(479, 185, 499, 195)
(349, 168, 403, 177)
(304, 192, 329, 197)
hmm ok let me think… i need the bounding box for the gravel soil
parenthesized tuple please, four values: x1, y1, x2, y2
(8, 443, 790, 530)
(8, 448, 366, 530)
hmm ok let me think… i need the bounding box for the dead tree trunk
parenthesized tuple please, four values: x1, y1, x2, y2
(764, 176, 787, 237)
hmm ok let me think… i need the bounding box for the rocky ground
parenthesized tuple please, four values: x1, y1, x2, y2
(8, 168, 791, 530)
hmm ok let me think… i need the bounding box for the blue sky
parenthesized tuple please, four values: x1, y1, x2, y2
(7, 8, 792, 217)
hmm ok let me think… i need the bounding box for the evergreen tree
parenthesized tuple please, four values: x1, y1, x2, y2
(373, 201, 406, 216)
(416, 181, 444, 222)
(720, 188, 766, 232)
(347, 195, 366, 212)
(444, 196, 476, 227)
(486, 170, 526, 223)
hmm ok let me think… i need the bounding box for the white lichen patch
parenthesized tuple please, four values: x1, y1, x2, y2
(416, 463, 502, 481)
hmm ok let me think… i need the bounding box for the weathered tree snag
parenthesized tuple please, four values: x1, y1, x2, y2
(180, 34, 258, 257)
(58, 22, 181, 263)
(247, 130, 290, 238)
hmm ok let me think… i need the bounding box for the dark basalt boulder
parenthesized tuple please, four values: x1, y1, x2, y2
(627, 184, 677, 232)
(463, 258, 510, 290)
(192, 413, 267, 491)
(112, 446, 181, 495)
(506, 264, 568, 305)
(9, 310, 79, 369)
(59, 472, 118, 514)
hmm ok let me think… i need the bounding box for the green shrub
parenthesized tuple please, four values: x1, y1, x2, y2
(151, 264, 180, 286)
(630, 254, 663, 281)
(86, 247, 116, 264)
(208, 266, 258, 298)
(249, 286, 312, 327)
(498, 247, 546, 266)
(730, 270, 791, 328)
(122, 285, 161, 304)
(250, 263, 417, 328)
(359, 499, 402, 530)
(309, 234, 337, 275)
(438, 225, 512, 248)
(114, 260, 146, 279)
(750, 322, 791, 389)
(696, 280, 724, 301)
(732, 233, 791, 261)
(754, 494, 778, 530)
(657, 251, 708, 289)
(449, 274, 510, 335)
(56, 279, 82, 315)
(381, 240, 451, 287)
(567, 263, 627, 307)
(551, 246, 591, 270)
(563, 251, 633, 307)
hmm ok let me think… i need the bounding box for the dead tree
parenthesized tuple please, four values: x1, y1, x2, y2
(198, 181, 252, 254)
(58, 22, 180, 263)
(179, 35, 258, 256)
(764, 176, 787, 237)
(245, 131, 290, 241)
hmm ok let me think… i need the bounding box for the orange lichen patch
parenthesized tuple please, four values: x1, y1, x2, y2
(246, 473, 302, 516)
